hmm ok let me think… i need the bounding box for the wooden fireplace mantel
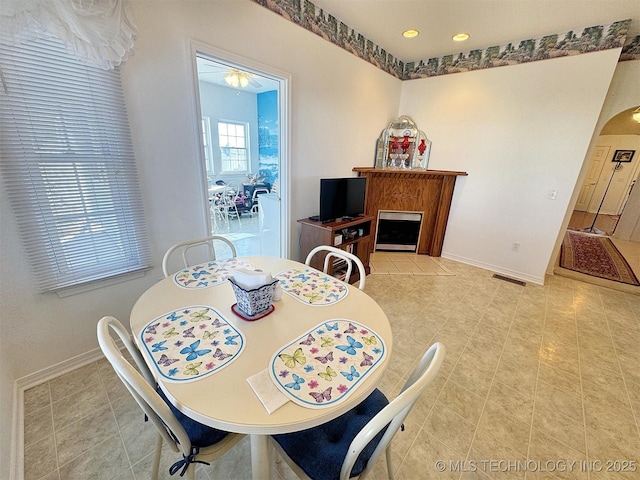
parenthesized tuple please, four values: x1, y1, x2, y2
(353, 167, 468, 256)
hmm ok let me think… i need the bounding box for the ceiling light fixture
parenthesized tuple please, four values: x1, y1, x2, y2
(224, 70, 251, 88)
(402, 29, 419, 38)
(633, 107, 640, 123)
(452, 32, 470, 42)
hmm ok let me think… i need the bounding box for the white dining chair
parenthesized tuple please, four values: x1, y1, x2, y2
(305, 245, 367, 290)
(270, 342, 445, 480)
(161, 235, 237, 277)
(249, 187, 270, 216)
(97, 316, 245, 480)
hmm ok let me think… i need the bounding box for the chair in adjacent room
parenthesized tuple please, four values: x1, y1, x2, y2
(210, 182, 244, 229)
(162, 235, 237, 277)
(270, 342, 445, 480)
(249, 187, 270, 216)
(305, 245, 367, 290)
(97, 316, 245, 480)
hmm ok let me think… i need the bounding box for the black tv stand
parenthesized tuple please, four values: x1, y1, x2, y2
(341, 216, 354, 221)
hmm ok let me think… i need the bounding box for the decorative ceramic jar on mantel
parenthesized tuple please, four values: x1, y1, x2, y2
(374, 115, 432, 170)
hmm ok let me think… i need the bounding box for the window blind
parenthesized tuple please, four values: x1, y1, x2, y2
(0, 32, 151, 293)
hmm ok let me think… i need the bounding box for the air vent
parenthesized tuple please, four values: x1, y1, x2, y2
(492, 274, 526, 286)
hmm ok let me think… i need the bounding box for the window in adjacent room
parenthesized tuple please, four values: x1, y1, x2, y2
(218, 120, 249, 173)
(0, 31, 151, 294)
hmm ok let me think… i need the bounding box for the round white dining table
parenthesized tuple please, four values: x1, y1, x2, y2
(130, 256, 393, 480)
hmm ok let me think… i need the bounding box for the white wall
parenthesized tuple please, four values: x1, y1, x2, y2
(399, 51, 621, 283)
(199, 81, 259, 183)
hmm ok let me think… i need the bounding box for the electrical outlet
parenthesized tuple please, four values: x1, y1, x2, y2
(512, 242, 520, 252)
(548, 189, 558, 200)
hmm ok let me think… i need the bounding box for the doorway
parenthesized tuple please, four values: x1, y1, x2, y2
(191, 43, 290, 258)
(556, 106, 640, 291)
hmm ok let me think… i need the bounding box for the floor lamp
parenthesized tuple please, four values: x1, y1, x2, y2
(581, 160, 623, 234)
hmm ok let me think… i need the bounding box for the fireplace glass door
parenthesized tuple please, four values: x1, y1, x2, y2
(375, 211, 422, 252)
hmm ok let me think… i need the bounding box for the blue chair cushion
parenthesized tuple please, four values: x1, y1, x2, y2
(273, 388, 389, 480)
(157, 387, 229, 447)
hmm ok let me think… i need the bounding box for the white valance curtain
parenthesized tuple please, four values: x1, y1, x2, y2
(0, 0, 136, 69)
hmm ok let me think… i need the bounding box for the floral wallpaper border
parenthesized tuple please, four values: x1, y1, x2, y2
(250, 0, 638, 80)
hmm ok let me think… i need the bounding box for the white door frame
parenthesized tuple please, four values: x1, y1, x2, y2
(187, 40, 291, 258)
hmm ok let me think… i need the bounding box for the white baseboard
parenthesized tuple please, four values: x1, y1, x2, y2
(12, 347, 106, 480)
(441, 252, 546, 285)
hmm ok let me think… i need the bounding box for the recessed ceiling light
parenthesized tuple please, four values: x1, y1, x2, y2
(453, 32, 470, 42)
(403, 29, 419, 38)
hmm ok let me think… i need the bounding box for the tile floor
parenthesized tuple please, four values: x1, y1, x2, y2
(568, 211, 620, 237)
(23, 257, 640, 480)
(566, 210, 640, 280)
(213, 212, 260, 257)
(370, 252, 456, 276)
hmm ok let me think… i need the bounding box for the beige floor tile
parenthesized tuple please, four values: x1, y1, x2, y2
(37, 471, 61, 480)
(527, 428, 588, 480)
(448, 353, 494, 398)
(58, 434, 131, 480)
(468, 428, 527, 480)
(48, 363, 102, 402)
(532, 408, 586, 454)
(437, 379, 486, 425)
(52, 381, 110, 430)
(24, 434, 57, 480)
(23, 382, 51, 415)
(424, 404, 477, 457)
(370, 260, 399, 273)
(119, 419, 160, 466)
(625, 381, 640, 430)
(398, 428, 464, 480)
(392, 261, 424, 273)
(458, 344, 500, 382)
(536, 362, 581, 396)
(539, 338, 580, 377)
(535, 380, 583, 423)
(584, 424, 640, 468)
(24, 405, 54, 447)
(55, 404, 119, 466)
(477, 406, 531, 458)
(486, 380, 535, 425)
(21, 258, 640, 480)
(493, 361, 537, 397)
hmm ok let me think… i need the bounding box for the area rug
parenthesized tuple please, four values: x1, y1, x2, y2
(560, 231, 639, 286)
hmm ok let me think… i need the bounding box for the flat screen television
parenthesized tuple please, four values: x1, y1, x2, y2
(319, 177, 367, 222)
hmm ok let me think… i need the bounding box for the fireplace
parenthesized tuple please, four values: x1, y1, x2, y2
(375, 211, 423, 252)
(353, 168, 467, 256)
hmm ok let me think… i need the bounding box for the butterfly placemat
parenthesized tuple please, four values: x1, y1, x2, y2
(269, 319, 386, 409)
(173, 259, 255, 289)
(275, 268, 349, 305)
(139, 306, 245, 382)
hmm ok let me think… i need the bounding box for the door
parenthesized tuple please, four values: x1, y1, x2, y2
(600, 154, 640, 215)
(190, 43, 290, 258)
(575, 146, 610, 211)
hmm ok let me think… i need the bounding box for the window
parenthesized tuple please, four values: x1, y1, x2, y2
(218, 121, 249, 173)
(0, 32, 151, 293)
